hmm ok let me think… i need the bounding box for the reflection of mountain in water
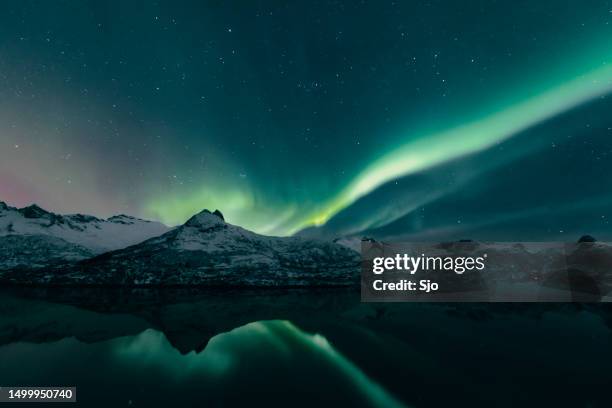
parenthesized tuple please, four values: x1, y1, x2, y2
(1, 288, 612, 407)
(117, 322, 406, 408)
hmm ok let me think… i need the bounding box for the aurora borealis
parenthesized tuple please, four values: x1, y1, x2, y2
(1, 1, 612, 237)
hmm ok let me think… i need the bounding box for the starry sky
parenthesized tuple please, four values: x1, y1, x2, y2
(1, 1, 611, 238)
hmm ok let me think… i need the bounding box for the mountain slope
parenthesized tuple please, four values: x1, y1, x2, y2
(1, 210, 360, 286)
(0, 234, 94, 271)
(0, 201, 170, 254)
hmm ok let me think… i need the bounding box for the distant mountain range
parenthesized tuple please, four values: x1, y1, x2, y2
(0, 201, 170, 253)
(0, 202, 359, 286)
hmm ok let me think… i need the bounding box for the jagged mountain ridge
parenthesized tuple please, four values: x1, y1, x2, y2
(1, 209, 360, 286)
(0, 201, 170, 254)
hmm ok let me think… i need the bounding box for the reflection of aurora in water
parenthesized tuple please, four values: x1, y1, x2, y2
(1, 289, 612, 407)
(115, 321, 407, 408)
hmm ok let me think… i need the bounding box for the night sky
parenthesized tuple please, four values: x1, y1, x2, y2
(1, 1, 611, 238)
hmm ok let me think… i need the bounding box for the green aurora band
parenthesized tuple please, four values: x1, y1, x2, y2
(146, 62, 612, 236)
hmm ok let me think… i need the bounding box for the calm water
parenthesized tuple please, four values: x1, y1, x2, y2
(0, 288, 610, 407)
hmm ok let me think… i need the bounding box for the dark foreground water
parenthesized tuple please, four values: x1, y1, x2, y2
(0, 288, 611, 407)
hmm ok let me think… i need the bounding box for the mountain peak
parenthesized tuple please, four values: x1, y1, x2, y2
(18, 204, 51, 219)
(107, 214, 140, 225)
(0, 201, 8, 211)
(184, 209, 226, 229)
(578, 234, 597, 243)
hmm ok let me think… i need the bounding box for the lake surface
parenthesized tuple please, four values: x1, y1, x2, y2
(0, 288, 611, 407)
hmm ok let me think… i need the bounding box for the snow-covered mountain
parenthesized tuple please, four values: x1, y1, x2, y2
(1, 209, 360, 286)
(0, 201, 170, 254)
(0, 234, 94, 271)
